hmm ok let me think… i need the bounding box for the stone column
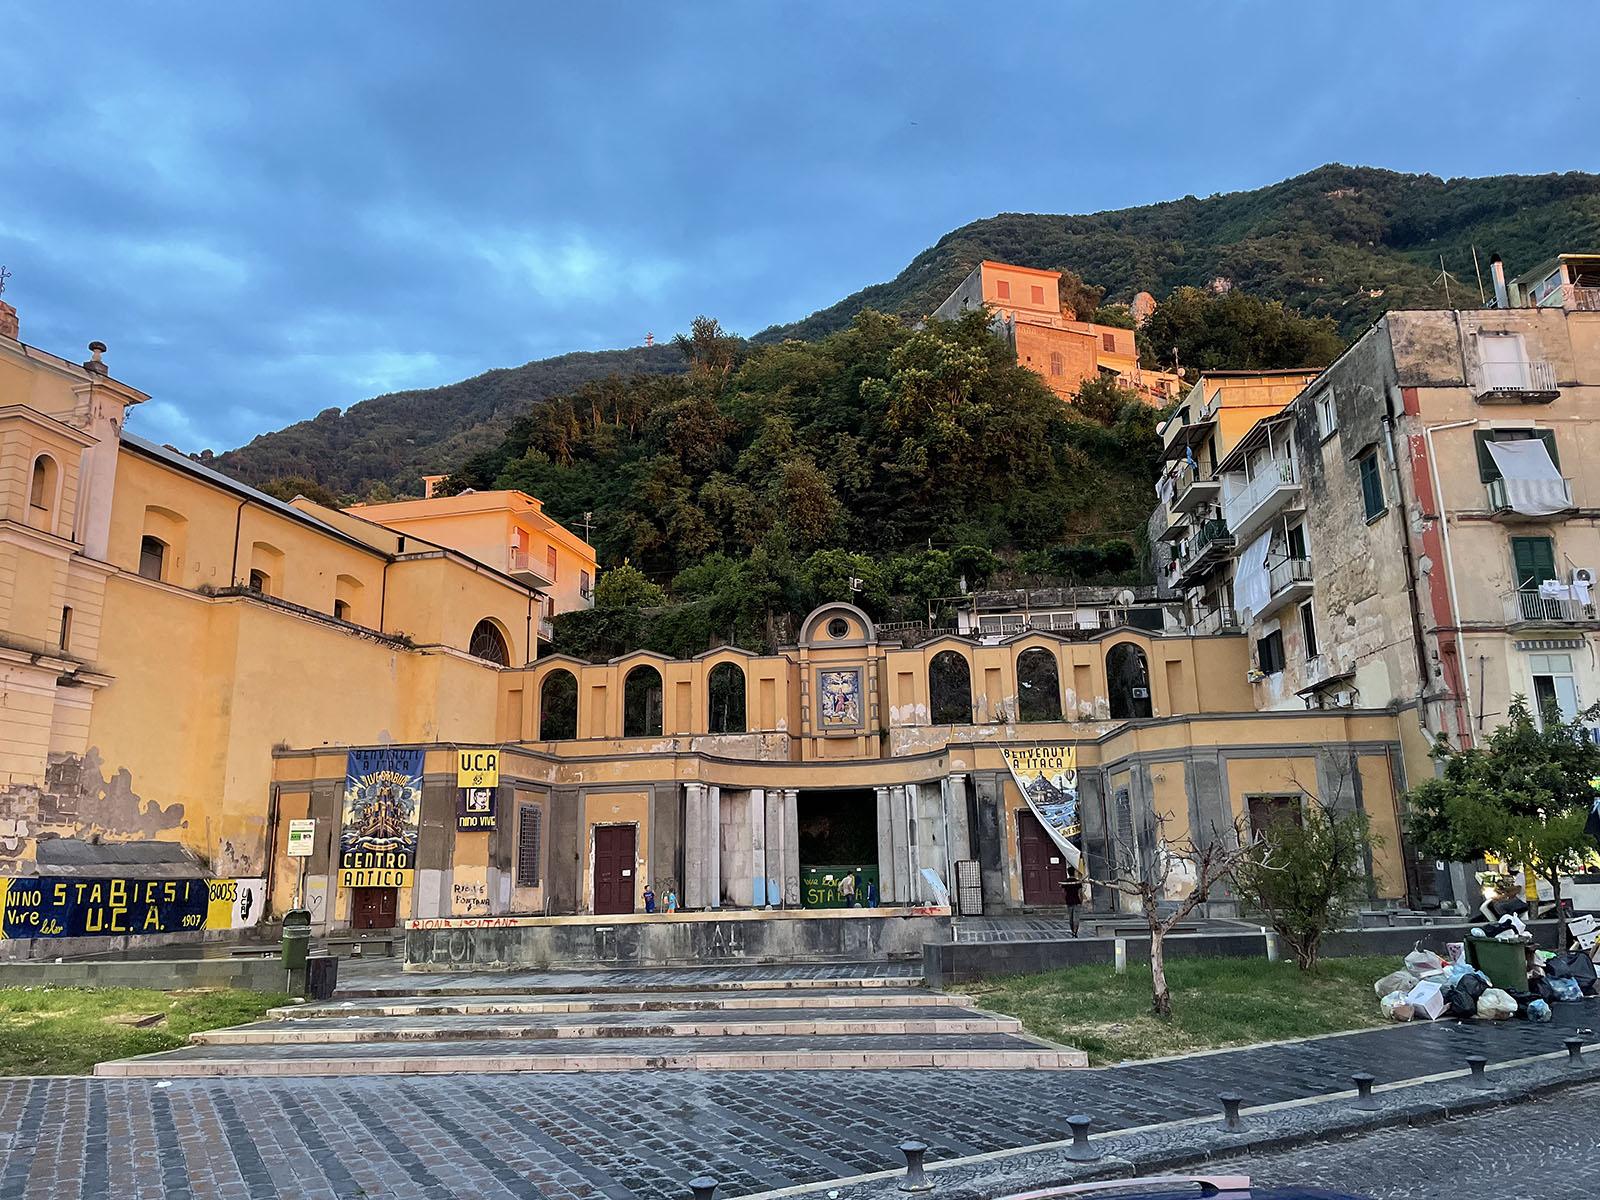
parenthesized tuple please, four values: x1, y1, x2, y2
(874, 786, 895, 905)
(749, 788, 767, 907)
(782, 789, 801, 907)
(764, 788, 785, 906)
(684, 782, 707, 909)
(707, 785, 722, 909)
(889, 784, 911, 905)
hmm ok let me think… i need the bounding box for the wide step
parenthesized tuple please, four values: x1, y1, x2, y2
(275, 986, 959, 1020)
(96, 1032, 1083, 1076)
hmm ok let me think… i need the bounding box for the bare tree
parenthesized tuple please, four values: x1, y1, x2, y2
(1094, 811, 1254, 1018)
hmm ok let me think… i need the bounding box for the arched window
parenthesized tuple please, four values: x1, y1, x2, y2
(29, 455, 58, 519)
(247, 568, 270, 595)
(138, 536, 167, 582)
(469, 618, 510, 666)
(1107, 642, 1153, 720)
(708, 662, 746, 733)
(1017, 648, 1063, 722)
(929, 650, 973, 725)
(623, 665, 663, 737)
(539, 669, 578, 740)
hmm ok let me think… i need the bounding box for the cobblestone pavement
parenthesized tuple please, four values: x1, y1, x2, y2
(4, 1000, 1597, 1199)
(1207, 1080, 1600, 1199)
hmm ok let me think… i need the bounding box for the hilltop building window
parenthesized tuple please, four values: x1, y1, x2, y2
(995, 280, 1011, 300)
(1030, 285, 1045, 305)
(929, 651, 973, 725)
(469, 618, 510, 666)
(1017, 648, 1062, 722)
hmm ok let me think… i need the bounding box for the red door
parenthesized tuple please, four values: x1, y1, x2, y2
(352, 887, 398, 929)
(1018, 811, 1070, 906)
(593, 825, 637, 915)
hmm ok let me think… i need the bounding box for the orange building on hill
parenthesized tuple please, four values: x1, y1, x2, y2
(931, 260, 1180, 405)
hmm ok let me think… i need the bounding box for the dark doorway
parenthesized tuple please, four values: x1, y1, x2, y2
(351, 887, 398, 929)
(592, 824, 637, 914)
(1018, 810, 1070, 906)
(797, 789, 879, 908)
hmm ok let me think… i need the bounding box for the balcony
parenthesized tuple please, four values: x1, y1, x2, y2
(1486, 476, 1576, 522)
(1170, 460, 1221, 514)
(507, 549, 555, 588)
(1223, 461, 1300, 546)
(1173, 518, 1236, 588)
(1191, 605, 1241, 635)
(538, 616, 556, 642)
(1257, 557, 1313, 621)
(1474, 358, 1559, 404)
(1537, 284, 1600, 312)
(1503, 588, 1599, 627)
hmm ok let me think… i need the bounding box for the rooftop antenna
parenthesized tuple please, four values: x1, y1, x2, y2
(0, 265, 10, 297)
(1432, 255, 1461, 307)
(1470, 245, 1487, 304)
(580, 510, 594, 542)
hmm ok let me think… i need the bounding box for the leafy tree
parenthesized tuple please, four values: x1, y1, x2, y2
(1233, 790, 1377, 971)
(1138, 286, 1343, 375)
(1073, 376, 1143, 426)
(593, 563, 666, 610)
(257, 475, 341, 507)
(1054, 268, 1104, 322)
(1407, 697, 1600, 944)
(801, 550, 889, 611)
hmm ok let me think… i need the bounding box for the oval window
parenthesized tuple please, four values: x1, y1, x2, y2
(828, 617, 850, 639)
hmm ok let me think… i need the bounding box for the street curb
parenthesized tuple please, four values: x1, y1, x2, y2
(734, 1046, 1600, 1200)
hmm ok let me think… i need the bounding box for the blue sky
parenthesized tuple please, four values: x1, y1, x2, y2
(3, 3, 1595, 452)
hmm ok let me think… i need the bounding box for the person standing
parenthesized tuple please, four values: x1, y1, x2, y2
(838, 870, 857, 908)
(1061, 865, 1084, 937)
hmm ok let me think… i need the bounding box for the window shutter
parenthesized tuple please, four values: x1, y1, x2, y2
(516, 804, 542, 887)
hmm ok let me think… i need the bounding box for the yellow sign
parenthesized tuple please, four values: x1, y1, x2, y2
(457, 748, 499, 789)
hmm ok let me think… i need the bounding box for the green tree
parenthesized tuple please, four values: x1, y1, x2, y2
(257, 476, 342, 507)
(801, 550, 888, 610)
(1233, 792, 1377, 971)
(1073, 376, 1143, 426)
(1138, 286, 1343, 374)
(593, 563, 666, 610)
(1407, 697, 1600, 944)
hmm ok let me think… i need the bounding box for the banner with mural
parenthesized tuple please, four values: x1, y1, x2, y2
(1001, 744, 1082, 871)
(339, 748, 423, 888)
(0, 877, 265, 939)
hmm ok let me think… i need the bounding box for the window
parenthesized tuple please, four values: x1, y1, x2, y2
(1030, 284, 1045, 305)
(1286, 522, 1308, 561)
(1017, 648, 1063, 722)
(333, 599, 351, 621)
(59, 606, 73, 652)
(827, 617, 850, 639)
(1510, 536, 1557, 590)
(1102, 332, 1116, 353)
(1247, 794, 1302, 842)
(516, 803, 542, 887)
(929, 651, 973, 724)
(1049, 351, 1064, 376)
(623, 665, 663, 736)
(1106, 642, 1153, 719)
(995, 280, 1011, 300)
(1528, 652, 1579, 728)
(247, 569, 270, 595)
(546, 546, 558, 581)
(1475, 428, 1559, 482)
(1314, 391, 1337, 439)
(29, 455, 57, 514)
(469, 618, 510, 665)
(1257, 629, 1285, 675)
(138, 536, 166, 582)
(580, 569, 592, 599)
(708, 662, 746, 733)
(539, 669, 578, 739)
(1357, 448, 1384, 520)
(1300, 602, 1318, 660)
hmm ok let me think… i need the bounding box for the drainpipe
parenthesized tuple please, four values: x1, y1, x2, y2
(1423, 418, 1480, 742)
(229, 498, 248, 585)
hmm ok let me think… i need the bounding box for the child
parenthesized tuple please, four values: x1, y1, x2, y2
(665, 889, 679, 913)
(642, 882, 657, 914)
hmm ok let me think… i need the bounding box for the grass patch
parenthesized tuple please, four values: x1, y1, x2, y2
(967, 954, 1393, 1066)
(0, 987, 289, 1076)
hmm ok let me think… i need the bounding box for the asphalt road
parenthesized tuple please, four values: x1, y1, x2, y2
(1208, 1080, 1600, 1200)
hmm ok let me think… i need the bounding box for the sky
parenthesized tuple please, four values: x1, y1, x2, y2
(3, 3, 1596, 452)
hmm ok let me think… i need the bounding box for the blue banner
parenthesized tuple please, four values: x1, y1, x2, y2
(0, 877, 209, 939)
(340, 747, 424, 888)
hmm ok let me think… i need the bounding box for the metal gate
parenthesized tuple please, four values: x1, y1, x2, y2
(954, 859, 983, 916)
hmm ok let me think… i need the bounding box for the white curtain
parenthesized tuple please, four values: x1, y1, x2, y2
(1233, 529, 1274, 621)
(1486, 439, 1568, 516)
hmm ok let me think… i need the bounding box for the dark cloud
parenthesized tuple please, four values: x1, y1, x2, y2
(2, 2, 1594, 450)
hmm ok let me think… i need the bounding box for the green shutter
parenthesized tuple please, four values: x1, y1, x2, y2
(1475, 431, 1496, 482)
(1511, 536, 1557, 588)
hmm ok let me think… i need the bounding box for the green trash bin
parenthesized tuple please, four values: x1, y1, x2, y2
(1465, 936, 1528, 992)
(281, 908, 312, 972)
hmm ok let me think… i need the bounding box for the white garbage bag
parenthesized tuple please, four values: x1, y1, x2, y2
(1379, 991, 1415, 1021)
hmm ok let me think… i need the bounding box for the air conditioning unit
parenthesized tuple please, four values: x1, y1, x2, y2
(1131, 686, 1150, 699)
(1332, 689, 1355, 708)
(1573, 567, 1595, 587)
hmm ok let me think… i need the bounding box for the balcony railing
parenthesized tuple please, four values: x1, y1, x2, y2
(1503, 588, 1598, 625)
(1223, 460, 1298, 540)
(1537, 284, 1600, 312)
(1191, 606, 1240, 635)
(1170, 459, 1220, 513)
(538, 616, 556, 642)
(1268, 556, 1313, 595)
(1173, 519, 1235, 585)
(1486, 476, 1575, 518)
(507, 549, 555, 585)
(1475, 358, 1558, 401)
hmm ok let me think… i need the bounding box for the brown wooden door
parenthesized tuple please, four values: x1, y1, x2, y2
(1018, 811, 1070, 906)
(352, 887, 398, 929)
(592, 825, 637, 915)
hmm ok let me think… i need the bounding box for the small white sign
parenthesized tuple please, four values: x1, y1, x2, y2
(287, 818, 316, 858)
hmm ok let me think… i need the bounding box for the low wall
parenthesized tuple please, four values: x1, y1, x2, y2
(403, 907, 952, 971)
(0, 957, 294, 992)
(924, 920, 1564, 987)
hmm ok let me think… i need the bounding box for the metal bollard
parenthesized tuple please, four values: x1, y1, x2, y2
(898, 1141, 934, 1193)
(1565, 1037, 1586, 1064)
(1114, 938, 1127, 975)
(1219, 1092, 1245, 1132)
(1465, 1055, 1489, 1089)
(689, 1176, 718, 1200)
(1063, 1114, 1099, 1162)
(1351, 1072, 1378, 1111)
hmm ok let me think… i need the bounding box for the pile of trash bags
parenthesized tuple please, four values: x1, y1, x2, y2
(1372, 941, 1597, 1023)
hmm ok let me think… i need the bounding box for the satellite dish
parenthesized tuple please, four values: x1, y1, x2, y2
(1116, 589, 1136, 606)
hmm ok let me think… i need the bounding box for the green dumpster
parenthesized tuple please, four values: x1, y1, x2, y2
(1465, 937, 1528, 992)
(281, 908, 312, 972)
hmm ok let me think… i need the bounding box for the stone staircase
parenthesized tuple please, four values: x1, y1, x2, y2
(95, 969, 1085, 1076)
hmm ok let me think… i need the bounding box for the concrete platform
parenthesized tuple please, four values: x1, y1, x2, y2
(273, 986, 968, 1019)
